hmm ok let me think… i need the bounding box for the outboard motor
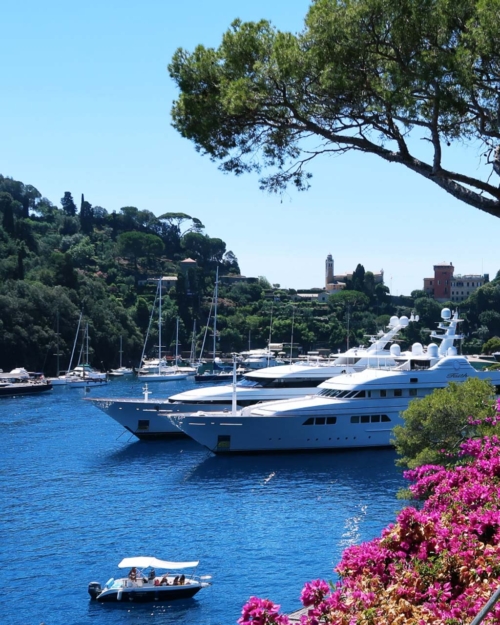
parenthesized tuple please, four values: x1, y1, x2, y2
(88, 581, 102, 600)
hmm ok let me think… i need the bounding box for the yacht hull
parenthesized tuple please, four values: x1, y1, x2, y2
(85, 398, 190, 439)
(0, 382, 53, 397)
(169, 404, 406, 454)
(85, 388, 320, 440)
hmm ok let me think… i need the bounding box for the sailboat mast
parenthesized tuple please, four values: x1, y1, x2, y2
(175, 316, 179, 363)
(213, 267, 219, 362)
(68, 310, 83, 373)
(55, 311, 60, 375)
(190, 320, 196, 364)
(267, 303, 273, 366)
(85, 323, 90, 365)
(158, 278, 162, 374)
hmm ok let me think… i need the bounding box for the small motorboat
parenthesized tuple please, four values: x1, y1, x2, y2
(88, 556, 211, 603)
(108, 366, 134, 377)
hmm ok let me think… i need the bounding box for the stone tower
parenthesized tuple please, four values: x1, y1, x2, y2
(325, 254, 334, 287)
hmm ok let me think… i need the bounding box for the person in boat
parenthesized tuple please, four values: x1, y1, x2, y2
(173, 576, 180, 585)
(160, 575, 169, 586)
(179, 574, 185, 585)
(128, 567, 137, 581)
(148, 568, 156, 581)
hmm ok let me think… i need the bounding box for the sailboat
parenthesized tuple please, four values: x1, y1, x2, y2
(109, 336, 134, 376)
(194, 268, 242, 383)
(138, 279, 188, 382)
(67, 322, 108, 387)
(46, 311, 70, 386)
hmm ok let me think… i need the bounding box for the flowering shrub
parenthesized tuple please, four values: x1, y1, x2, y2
(239, 432, 500, 625)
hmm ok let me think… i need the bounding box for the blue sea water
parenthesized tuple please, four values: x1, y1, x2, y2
(1, 377, 408, 625)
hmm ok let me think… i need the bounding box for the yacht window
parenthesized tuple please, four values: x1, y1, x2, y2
(360, 415, 370, 423)
(371, 415, 380, 423)
(381, 415, 391, 422)
(137, 420, 150, 431)
(356, 390, 366, 398)
(410, 378, 418, 383)
(303, 418, 314, 425)
(237, 379, 262, 388)
(326, 417, 337, 425)
(380, 390, 387, 397)
(409, 389, 418, 397)
(394, 389, 402, 397)
(318, 388, 341, 398)
(367, 391, 371, 398)
(350, 416, 360, 423)
(315, 417, 326, 425)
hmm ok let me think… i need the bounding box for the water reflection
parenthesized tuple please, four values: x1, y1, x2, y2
(86, 596, 205, 623)
(96, 438, 208, 467)
(186, 448, 404, 490)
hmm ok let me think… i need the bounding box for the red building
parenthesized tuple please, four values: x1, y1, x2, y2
(424, 262, 488, 302)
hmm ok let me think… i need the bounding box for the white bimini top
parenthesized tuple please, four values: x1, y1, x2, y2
(118, 556, 199, 570)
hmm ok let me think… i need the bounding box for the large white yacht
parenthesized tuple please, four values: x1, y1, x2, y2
(168, 350, 500, 454)
(84, 311, 456, 440)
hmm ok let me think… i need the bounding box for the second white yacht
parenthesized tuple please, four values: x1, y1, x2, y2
(84, 311, 455, 439)
(168, 349, 500, 454)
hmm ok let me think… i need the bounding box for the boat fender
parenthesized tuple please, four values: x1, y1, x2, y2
(117, 589, 122, 601)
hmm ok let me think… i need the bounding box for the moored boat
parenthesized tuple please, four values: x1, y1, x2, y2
(167, 350, 500, 454)
(0, 370, 52, 397)
(88, 556, 211, 603)
(83, 310, 458, 440)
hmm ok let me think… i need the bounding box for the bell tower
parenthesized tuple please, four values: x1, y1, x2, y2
(325, 254, 334, 287)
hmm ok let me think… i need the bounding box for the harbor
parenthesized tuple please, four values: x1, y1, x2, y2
(2, 378, 407, 625)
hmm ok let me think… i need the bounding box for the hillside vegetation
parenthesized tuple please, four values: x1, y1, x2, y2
(1, 173, 499, 374)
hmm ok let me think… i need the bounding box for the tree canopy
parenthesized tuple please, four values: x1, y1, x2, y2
(170, 0, 500, 218)
(393, 377, 498, 470)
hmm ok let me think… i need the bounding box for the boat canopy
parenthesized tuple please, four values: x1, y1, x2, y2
(118, 557, 199, 570)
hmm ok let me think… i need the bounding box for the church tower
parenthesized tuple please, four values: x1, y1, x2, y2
(325, 254, 334, 287)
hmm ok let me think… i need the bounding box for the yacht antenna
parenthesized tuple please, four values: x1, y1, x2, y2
(289, 306, 295, 364)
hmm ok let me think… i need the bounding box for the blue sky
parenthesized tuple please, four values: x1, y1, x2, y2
(2, 0, 498, 297)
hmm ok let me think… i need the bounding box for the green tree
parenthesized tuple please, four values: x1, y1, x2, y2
(411, 290, 429, 300)
(482, 336, 500, 354)
(327, 290, 370, 315)
(158, 212, 205, 235)
(0, 192, 15, 234)
(79, 194, 94, 234)
(117, 231, 164, 271)
(393, 378, 498, 470)
(61, 192, 77, 216)
(170, 0, 500, 217)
